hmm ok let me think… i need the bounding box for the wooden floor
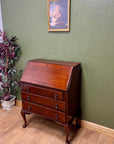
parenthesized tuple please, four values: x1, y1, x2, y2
(0, 106, 114, 144)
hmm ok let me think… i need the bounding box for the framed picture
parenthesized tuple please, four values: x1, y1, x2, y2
(48, 0, 70, 31)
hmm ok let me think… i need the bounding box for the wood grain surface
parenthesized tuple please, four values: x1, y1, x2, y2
(0, 106, 114, 144)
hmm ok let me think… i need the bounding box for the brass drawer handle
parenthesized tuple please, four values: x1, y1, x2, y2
(55, 93, 58, 99)
(55, 103, 58, 109)
(55, 114, 58, 120)
(28, 106, 31, 111)
(27, 87, 29, 92)
(27, 96, 30, 101)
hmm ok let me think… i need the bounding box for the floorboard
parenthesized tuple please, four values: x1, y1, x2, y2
(0, 106, 114, 144)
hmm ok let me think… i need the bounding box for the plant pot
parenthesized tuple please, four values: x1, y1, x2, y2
(1, 95, 16, 110)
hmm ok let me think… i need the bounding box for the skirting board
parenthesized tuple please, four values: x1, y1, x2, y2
(81, 120, 114, 138)
(16, 100, 114, 138)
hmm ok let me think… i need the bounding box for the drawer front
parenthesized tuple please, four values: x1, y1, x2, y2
(23, 84, 62, 100)
(22, 91, 66, 112)
(22, 101, 66, 123)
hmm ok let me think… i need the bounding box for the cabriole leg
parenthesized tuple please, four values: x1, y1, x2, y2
(64, 125, 70, 144)
(76, 115, 81, 128)
(21, 110, 27, 128)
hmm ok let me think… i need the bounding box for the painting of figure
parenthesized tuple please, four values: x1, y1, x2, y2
(48, 0, 70, 31)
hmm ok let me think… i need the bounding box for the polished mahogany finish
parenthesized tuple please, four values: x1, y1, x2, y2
(22, 83, 63, 100)
(21, 59, 81, 144)
(21, 59, 80, 91)
(23, 101, 66, 123)
(22, 91, 66, 112)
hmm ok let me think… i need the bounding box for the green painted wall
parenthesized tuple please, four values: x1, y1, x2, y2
(1, 0, 114, 129)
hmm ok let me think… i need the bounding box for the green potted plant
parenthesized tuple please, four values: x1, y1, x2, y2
(0, 30, 22, 110)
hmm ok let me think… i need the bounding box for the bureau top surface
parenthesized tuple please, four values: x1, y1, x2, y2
(21, 59, 80, 91)
(29, 59, 80, 66)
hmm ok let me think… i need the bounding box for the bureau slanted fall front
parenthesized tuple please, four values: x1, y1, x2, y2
(20, 59, 81, 144)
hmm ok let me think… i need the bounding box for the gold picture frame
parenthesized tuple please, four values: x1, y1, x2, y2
(48, 0, 70, 31)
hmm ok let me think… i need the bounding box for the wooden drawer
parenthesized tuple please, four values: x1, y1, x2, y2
(21, 91, 66, 112)
(22, 101, 66, 123)
(23, 84, 63, 100)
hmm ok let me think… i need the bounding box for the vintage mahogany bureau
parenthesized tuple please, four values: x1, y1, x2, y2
(20, 59, 81, 144)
